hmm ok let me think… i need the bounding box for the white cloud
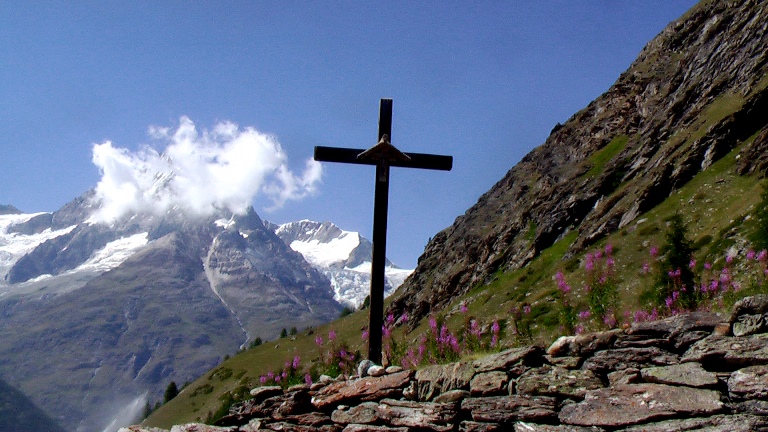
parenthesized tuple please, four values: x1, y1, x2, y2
(89, 116, 322, 223)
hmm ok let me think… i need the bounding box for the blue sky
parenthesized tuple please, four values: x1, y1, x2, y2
(1, 1, 698, 268)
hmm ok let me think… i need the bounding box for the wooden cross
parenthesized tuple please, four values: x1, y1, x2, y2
(314, 98, 453, 364)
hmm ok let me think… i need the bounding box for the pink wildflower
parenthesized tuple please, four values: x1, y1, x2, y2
(315, 335, 323, 346)
(361, 329, 369, 341)
(460, 302, 468, 313)
(328, 330, 337, 341)
(385, 313, 395, 326)
(650, 246, 659, 257)
(305, 373, 313, 385)
(758, 250, 768, 262)
(293, 355, 301, 369)
(585, 258, 594, 272)
(578, 310, 591, 320)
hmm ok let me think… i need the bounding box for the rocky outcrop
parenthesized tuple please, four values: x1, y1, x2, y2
(130, 296, 768, 431)
(388, 0, 768, 326)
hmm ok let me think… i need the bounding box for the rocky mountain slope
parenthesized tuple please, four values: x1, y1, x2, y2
(389, 0, 768, 324)
(267, 220, 412, 308)
(0, 196, 342, 432)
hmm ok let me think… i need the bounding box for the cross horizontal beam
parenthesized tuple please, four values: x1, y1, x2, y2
(314, 146, 453, 171)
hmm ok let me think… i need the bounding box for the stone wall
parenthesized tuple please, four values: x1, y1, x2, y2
(123, 296, 768, 432)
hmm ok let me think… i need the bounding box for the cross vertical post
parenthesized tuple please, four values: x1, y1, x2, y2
(313, 98, 452, 364)
(368, 99, 393, 364)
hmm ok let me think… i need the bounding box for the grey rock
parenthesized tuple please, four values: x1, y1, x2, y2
(728, 365, 768, 399)
(357, 360, 376, 378)
(627, 312, 724, 346)
(682, 334, 768, 366)
(546, 331, 621, 358)
(378, 398, 458, 432)
(470, 371, 509, 396)
(607, 368, 640, 386)
(385, 366, 404, 374)
(461, 395, 558, 423)
(119, 427, 170, 432)
(459, 421, 502, 432)
(513, 424, 604, 432)
(342, 425, 408, 432)
(312, 370, 414, 410)
(729, 295, 768, 322)
(581, 347, 679, 373)
(249, 386, 284, 400)
(415, 361, 475, 401)
(472, 346, 542, 374)
(332, 402, 380, 425)
(169, 425, 236, 432)
(367, 365, 386, 377)
(517, 366, 603, 399)
(558, 384, 724, 427)
(433, 389, 470, 403)
(618, 414, 768, 432)
(731, 399, 768, 416)
(640, 362, 719, 388)
(732, 313, 768, 337)
(544, 355, 581, 369)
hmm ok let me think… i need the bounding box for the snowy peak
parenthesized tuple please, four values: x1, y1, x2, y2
(274, 220, 365, 269)
(268, 219, 413, 308)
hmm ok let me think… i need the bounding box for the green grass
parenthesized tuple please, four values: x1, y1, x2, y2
(585, 135, 629, 178)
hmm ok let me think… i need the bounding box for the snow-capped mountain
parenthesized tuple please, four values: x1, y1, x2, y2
(0, 196, 342, 432)
(267, 220, 413, 308)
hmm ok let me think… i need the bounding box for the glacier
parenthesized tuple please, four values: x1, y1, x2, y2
(271, 220, 413, 308)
